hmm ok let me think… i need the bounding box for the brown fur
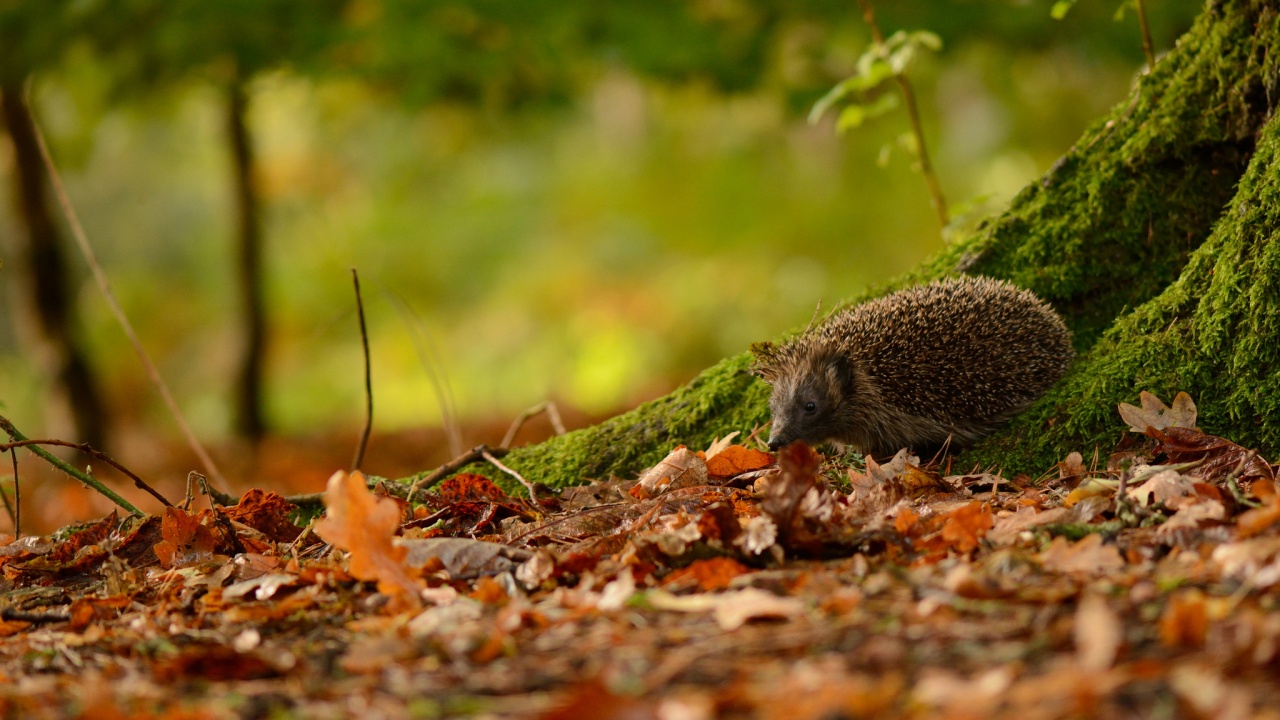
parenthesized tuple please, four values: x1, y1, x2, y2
(752, 276, 1074, 457)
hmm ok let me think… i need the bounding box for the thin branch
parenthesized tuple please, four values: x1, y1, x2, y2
(3, 449, 18, 538)
(482, 448, 538, 503)
(501, 402, 567, 449)
(28, 97, 227, 489)
(191, 471, 238, 507)
(855, 0, 948, 230)
(407, 444, 510, 501)
(351, 269, 373, 471)
(0, 415, 141, 515)
(1135, 0, 1156, 70)
(0, 438, 171, 508)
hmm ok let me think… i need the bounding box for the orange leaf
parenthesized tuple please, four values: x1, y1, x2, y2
(1159, 590, 1207, 649)
(225, 489, 303, 543)
(661, 557, 751, 592)
(154, 507, 218, 568)
(894, 508, 920, 536)
(939, 502, 993, 554)
(313, 470, 422, 606)
(705, 445, 775, 478)
(1237, 501, 1280, 538)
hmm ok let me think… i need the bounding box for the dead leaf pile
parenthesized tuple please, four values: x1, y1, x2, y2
(3, 392, 1280, 719)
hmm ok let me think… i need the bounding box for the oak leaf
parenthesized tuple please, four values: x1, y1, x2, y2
(154, 507, 218, 568)
(705, 445, 775, 478)
(313, 470, 422, 606)
(1118, 391, 1197, 435)
(939, 502, 993, 554)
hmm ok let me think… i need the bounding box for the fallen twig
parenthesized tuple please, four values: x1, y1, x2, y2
(351, 269, 373, 471)
(0, 436, 171, 508)
(501, 402, 567, 449)
(30, 107, 227, 490)
(0, 416, 142, 515)
(407, 444, 510, 501)
(482, 448, 538, 503)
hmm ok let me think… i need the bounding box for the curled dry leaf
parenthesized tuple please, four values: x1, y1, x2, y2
(633, 447, 708, 499)
(1126, 467, 1196, 507)
(1118, 390, 1197, 435)
(1074, 592, 1122, 672)
(1037, 534, 1124, 576)
(154, 507, 218, 569)
(704, 445, 775, 479)
(1156, 426, 1274, 484)
(313, 470, 422, 606)
(939, 502, 993, 554)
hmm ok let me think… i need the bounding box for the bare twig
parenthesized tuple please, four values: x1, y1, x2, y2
(407, 444, 510, 500)
(855, 0, 948, 230)
(383, 288, 463, 457)
(0, 415, 142, 515)
(482, 448, 538, 503)
(1135, 0, 1156, 70)
(501, 402, 567, 449)
(1223, 450, 1263, 509)
(29, 101, 227, 489)
(191, 471, 238, 507)
(351, 269, 373, 471)
(0, 437, 171, 508)
(3, 449, 17, 538)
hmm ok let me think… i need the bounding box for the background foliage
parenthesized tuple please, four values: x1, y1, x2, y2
(0, 0, 1201, 445)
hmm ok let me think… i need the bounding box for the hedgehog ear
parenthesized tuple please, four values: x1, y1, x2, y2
(825, 354, 856, 396)
(750, 341, 780, 381)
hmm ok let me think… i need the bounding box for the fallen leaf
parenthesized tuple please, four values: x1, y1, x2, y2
(224, 489, 303, 543)
(940, 502, 993, 554)
(1127, 467, 1196, 507)
(1157, 427, 1274, 484)
(1118, 390, 1197, 434)
(705, 445, 775, 478)
(1159, 590, 1207, 648)
(1074, 592, 1122, 671)
(400, 537, 532, 580)
(313, 470, 422, 606)
(661, 557, 751, 592)
(1037, 534, 1125, 576)
(153, 507, 218, 569)
(633, 447, 708, 499)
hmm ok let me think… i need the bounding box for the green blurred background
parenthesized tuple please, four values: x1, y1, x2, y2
(1, 0, 1200, 470)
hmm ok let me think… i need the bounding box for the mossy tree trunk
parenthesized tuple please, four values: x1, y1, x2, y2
(467, 0, 1280, 489)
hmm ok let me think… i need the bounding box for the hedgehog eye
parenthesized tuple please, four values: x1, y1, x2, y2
(804, 401, 817, 413)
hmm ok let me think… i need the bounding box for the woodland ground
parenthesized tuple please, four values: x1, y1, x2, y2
(2, 391, 1279, 719)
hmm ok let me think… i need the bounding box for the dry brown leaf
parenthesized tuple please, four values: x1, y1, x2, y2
(1074, 592, 1122, 671)
(1159, 590, 1207, 648)
(1126, 467, 1196, 507)
(633, 447, 708, 499)
(1118, 390, 1197, 434)
(1037, 534, 1124, 576)
(1156, 426, 1274, 484)
(154, 507, 218, 569)
(313, 470, 422, 606)
(1238, 499, 1280, 538)
(1058, 451, 1086, 478)
(705, 445, 775, 478)
(939, 502, 993, 554)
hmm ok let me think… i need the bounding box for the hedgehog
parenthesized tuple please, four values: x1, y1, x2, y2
(751, 275, 1074, 457)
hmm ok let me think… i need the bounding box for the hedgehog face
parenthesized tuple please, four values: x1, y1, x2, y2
(763, 352, 855, 452)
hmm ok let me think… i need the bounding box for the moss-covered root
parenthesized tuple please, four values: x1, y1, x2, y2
(968, 2, 1280, 473)
(498, 353, 771, 489)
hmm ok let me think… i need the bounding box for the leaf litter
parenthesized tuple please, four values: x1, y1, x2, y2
(3, 393, 1280, 718)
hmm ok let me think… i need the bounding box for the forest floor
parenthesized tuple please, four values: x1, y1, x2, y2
(2, 391, 1279, 719)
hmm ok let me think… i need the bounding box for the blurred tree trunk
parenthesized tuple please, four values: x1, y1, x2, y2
(226, 76, 267, 441)
(444, 0, 1280, 489)
(0, 80, 108, 449)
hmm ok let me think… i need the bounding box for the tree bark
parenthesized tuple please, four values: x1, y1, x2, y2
(0, 80, 108, 449)
(227, 77, 267, 441)
(421, 0, 1280, 489)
